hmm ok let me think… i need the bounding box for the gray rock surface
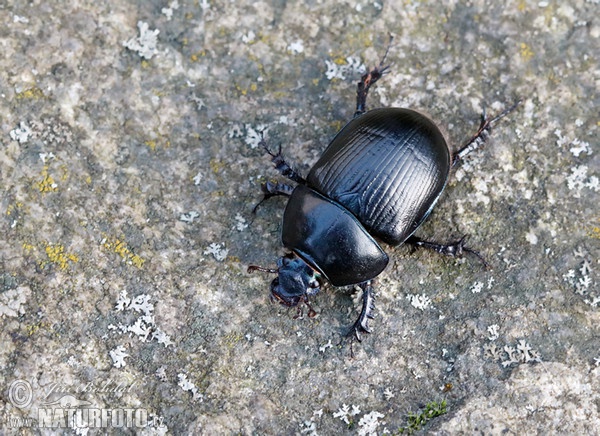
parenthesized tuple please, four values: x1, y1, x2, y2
(1, 0, 598, 434)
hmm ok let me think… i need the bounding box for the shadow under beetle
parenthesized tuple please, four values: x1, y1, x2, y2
(249, 42, 520, 340)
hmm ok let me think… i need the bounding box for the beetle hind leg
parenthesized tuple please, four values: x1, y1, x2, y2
(406, 235, 489, 268)
(348, 280, 376, 342)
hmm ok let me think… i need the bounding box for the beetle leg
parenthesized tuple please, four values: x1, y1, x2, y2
(252, 180, 295, 213)
(349, 280, 376, 341)
(354, 35, 393, 118)
(259, 136, 306, 184)
(406, 235, 490, 268)
(452, 100, 522, 166)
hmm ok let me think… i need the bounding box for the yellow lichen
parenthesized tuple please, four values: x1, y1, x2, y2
(6, 202, 23, 216)
(519, 43, 534, 62)
(209, 159, 225, 173)
(16, 87, 45, 99)
(190, 50, 206, 62)
(42, 242, 79, 270)
(223, 331, 244, 348)
(145, 139, 157, 151)
(145, 136, 171, 151)
(25, 321, 51, 337)
(36, 165, 58, 193)
(60, 165, 69, 181)
(102, 236, 145, 269)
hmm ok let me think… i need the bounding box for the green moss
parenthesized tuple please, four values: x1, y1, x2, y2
(396, 400, 447, 434)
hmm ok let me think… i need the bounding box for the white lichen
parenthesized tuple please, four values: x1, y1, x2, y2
(189, 93, 205, 111)
(287, 39, 305, 54)
(109, 345, 130, 368)
(123, 21, 160, 60)
(383, 388, 395, 400)
(525, 228, 538, 245)
(155, 366, 168, 381)
(0, 286, 31, 317)
(487, 324, 500, 341)
(319, 339, 333, 353)
(325, 56, 365, 80)
(483, 339, 542, 367)
(227, 123, 243, 139)
(554, 128, 592, 157)
(299, 419, 318, 435)
(177, 373, 203, 401)
(357, 410, 385, 436)
(180, 211, 200, 223)
(566, 165, 599, 198)
(204, 242, 228, 261)
(244, 124, 267, 149)
(241, 30, 256, 44)
(153, 328, 174, 347)
(407, 293, 432, 310)
(333, 404, 361, 425)
(161, 0, 179, 20)
(563, 251, 598, 307)
(128, 317, 153, 342)
(129, 294, 154, 316)
(9, 121, 32, 143)
(13, 14, 29, 24)
(39, 152, 56, 164)
(234, 213, 248, 231)
(470, 281, 484, 294)
(115, 289, 131, 311)
(112, 290, 172, 346)
(192, 172, 203, 185)
(199, 0, 210, 11)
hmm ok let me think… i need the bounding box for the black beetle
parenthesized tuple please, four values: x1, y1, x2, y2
(249, 43, 519, 340)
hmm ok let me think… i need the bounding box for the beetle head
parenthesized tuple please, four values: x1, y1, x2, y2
(270, 254, 321, 307)
(248, 253, 321, 310)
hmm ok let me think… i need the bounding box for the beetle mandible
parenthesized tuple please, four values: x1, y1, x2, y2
(249, 41, 520, 340)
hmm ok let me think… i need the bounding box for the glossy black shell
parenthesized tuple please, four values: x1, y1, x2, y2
(283, 107, 451, 285)
(308, 108, 450, 245)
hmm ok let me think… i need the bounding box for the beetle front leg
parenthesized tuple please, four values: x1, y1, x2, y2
(349, 280, 376, 341)
(252, 180, 295, 213)
(259, 136, 306, 185)
(406, 235, 489, 268)
(354, 36, 393, 117)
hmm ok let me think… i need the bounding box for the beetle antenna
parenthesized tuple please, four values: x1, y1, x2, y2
(247, 265, 278, 274)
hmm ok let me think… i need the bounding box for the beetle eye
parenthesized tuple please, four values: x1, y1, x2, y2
(309, 280, 319, 288)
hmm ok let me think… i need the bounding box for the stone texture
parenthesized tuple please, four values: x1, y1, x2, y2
(0, 0, 598, 434)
